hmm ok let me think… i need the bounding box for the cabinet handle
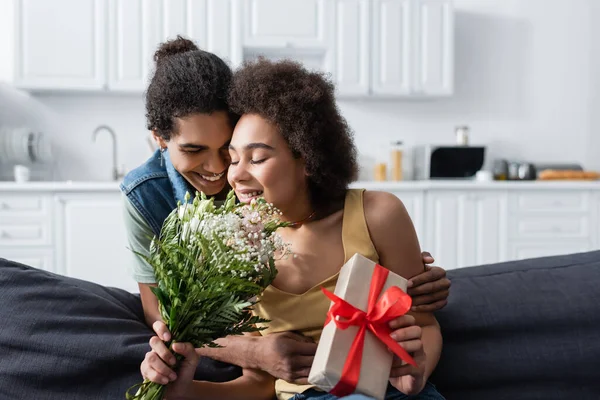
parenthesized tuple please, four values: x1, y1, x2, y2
(551, 226, 563, 233)
(1, 231, 9, 239)
(552, 201, 564, 207)
(0, 203, 8, 210)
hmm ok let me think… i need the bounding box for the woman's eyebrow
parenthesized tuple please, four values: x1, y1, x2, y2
(228, 143, 275, 151)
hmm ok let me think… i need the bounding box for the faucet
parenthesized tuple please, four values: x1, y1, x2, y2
(92, 125, 125, 181)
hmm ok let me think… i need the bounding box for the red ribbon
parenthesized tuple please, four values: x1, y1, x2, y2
(321, 264, 416, 397)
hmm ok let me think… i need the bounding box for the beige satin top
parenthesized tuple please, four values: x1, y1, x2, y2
(252, 189, 379, 399)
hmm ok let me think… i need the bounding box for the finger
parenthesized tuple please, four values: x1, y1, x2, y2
(407, 266, 446, 288)
(144, 351, 177, 380)
(290, 355, 315, 371)
(388, 315, 416, 330)
(290, 365, 314, 383)
(420, 251, 435, 264)
(149, 336, 177, 366)
(390, 325, 422, 342)
(411, 299, 448, 313)
(143, 366, 173, 385)
(291, 376, 311, 385)
(172, 342, 197, 360)
(152, 320, 171, 342)
(395, 339, 423, 354)
(142, 355, 176, 384)
(290, 341, 318, 356)
(407, 278, 451, 297)
(282, 331, 315, 344)
(389, 363, 417, 378)
(410, 290, 450, 308)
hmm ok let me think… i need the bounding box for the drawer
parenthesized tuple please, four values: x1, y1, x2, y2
(509, 192, 589, 213)
(0, 222, 52, 246)
(0, 195, 50, 216)
(508, 241, 591, 261)
(1, 248, 54, 272)
(509, 215, 589, 239)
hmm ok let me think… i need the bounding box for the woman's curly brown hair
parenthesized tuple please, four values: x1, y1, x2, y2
(146, 36, 235, 140)
(228, 58, 358, 212)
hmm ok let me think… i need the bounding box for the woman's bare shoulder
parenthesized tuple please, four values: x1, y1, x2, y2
(363, 190, 422, 278)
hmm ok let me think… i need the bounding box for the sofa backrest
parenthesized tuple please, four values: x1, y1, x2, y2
(431, 251, 600, 400)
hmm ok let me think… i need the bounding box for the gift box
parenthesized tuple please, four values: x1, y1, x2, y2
(308, 253, 416, 400)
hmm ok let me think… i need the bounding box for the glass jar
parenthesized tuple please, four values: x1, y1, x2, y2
(390, 141, 404, 181)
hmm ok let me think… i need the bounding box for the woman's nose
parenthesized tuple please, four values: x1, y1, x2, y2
(228, 162, 250, 183)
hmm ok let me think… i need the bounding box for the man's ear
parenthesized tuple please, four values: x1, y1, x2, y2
(152, 130, 167, 149)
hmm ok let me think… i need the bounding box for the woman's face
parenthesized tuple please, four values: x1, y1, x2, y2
(155, 111, 232, 196)
(227, 114, 309, 217)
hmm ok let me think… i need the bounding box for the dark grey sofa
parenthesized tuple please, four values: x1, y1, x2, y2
(1, 251, 599, 399)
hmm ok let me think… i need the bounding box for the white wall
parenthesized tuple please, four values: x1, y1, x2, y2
(1, 0, 597, 181)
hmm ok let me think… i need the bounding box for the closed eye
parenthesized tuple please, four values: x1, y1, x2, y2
(250, 159, 266, 165)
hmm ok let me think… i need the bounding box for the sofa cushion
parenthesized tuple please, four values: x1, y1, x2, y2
(431, 250, 600, 400)
(0, 258, 241, 400)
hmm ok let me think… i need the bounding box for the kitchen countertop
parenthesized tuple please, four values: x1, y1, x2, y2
(2, 180, 600, 192)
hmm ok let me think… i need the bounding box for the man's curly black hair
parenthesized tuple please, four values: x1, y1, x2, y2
(145, 35, 235, 140)
(228, 58, 358, 212)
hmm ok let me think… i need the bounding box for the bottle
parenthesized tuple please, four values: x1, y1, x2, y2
(455, 125, 469, 146)
(374, 163, 387, 181)
(390, 141, 403, 181)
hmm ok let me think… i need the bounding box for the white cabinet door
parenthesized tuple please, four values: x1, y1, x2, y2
(425, 191, 508, 270)
(391, 191, 425, 249)
(371, 0, 412, 96)
(413, 0, 453, 95)
(14, 0, 106, 90)
(107, 0, 159, 91)
(242, 0, 331, 48)
(156, 0, 241, 67)
(54, 194, 138, 292)
(2, 248, 54, 272)
(593, 193, 600, 250)
(332, 0, 370, 96)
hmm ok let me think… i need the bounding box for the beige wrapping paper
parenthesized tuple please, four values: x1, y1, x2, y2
(308, 253, 409, 400)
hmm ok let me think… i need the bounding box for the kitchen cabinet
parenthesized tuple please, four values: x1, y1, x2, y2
(14, 0, 107, 90)
(506, 190, 594, 262)
(424, 190, 508, 270)
(370, 0, 412, 95)
(391, 190, 425, 247)
(241, 0, 332, 48)
(5, 182, 596, 290)
(369, 0, 453, 96)
(11, 0, 453, 96)
(331, 0, 370, 96)
(54, 193, 137, 292)
(412, 0, 454, 95)
(13, 0, 240, 92)
(1, 248, 55, 272)
(107, 0, 157, 91)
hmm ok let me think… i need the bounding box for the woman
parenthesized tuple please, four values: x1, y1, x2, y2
(141, 59, 445, 400)
(123, 36, 450, 388)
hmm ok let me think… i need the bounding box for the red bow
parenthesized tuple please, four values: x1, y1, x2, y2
(322, 264, 416, 397)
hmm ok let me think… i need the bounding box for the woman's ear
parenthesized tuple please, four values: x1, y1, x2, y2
(152, 130, 167, 149)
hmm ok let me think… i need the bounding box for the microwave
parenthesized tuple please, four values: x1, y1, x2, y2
(413, 145, 486, 180)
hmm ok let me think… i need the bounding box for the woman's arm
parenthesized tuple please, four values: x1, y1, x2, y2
(364, 191, 443, 387)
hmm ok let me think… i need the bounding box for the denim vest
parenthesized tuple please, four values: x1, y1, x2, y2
(120, 149, 194, 236)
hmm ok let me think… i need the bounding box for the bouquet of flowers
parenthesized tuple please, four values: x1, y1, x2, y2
(126, 190, 290, 400)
